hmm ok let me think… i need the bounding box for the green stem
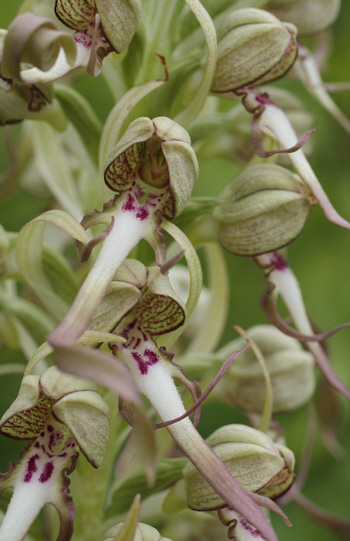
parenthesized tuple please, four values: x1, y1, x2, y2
(135, 0, 181, 85)
(158, 220, 203, 349)
(186, 242, 229, 354)
(175, 0, 217, 127)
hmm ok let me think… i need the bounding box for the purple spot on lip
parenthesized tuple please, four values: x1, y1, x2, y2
(240, 518, 261, 538)
(39, 461, 54, 483)
(271, 253, 287, 271)
(132, 349, 160, 375)
(122, 193, 136, 212)
(24, 454, 40, 482)
(47, 425, 54, 433)
(136, 206, 149, 221)
(34, 441, 40, 449)
(144, 349, 159, 366)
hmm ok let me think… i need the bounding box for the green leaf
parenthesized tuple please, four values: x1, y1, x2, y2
(105, 458, 186, 518)
(55, 85, 102, 166)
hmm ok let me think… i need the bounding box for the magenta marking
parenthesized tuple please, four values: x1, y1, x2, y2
(39, 461, 54, 483)
(144, 349, 159, 365)
(122, 193, 136, 212)
(131, 349, 160, 375)
(24, 454, 40, 483)
(133, 338, 141, 349)
(136, 206, 149, 221)
(132, 351, 148, 374)
(256, 92, 273, 106)
(240, 518, 261, 538)
(47, 425, 54, 433)
(140, 329, 148, 342)
(34, 441, 40, 449)
(271, 253, 287, 271)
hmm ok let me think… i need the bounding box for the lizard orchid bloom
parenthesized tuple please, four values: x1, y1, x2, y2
(54, 0, 142, 77)
(56, 261, 290, 541)
(0, 367, 110, 541)
(48, 117, 198, 347)
(1, 0, 141, 85)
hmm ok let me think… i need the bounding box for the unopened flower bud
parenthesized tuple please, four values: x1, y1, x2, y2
(211, 8, 298, 93)
(104, 523, 172, 541)
(184, 424, 295, 510)
(213, 163, 312, 256)
(266, 0, 341, 35)
(217, 325, 315, 413)
(104, 116, 198, 219)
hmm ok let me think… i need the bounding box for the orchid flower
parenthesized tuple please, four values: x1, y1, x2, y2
(48, 116, 198, 348)
(56, 259, 291, 541)
(1, 1, 141, 84)
(0, 366, 110, 541)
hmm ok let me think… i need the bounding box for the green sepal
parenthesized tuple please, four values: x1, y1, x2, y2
(52, 390, 110, 468)
(90, 281, 141, 334)
(104, 117, 155, 192)
(212, 8, 297, 93)
(55, 0, 95, 31)
(136, 267, 186, 336)
(213, 163, 312, 256)
(95, 0, 142, 54)
(183, 424, 294, 510)
(40, 365, 96, 400)
(0, 375, 52, 440)
(104, 117, 198, 219)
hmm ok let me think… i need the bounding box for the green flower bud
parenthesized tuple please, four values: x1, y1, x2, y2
(217, 325, 315, 413)
(184, 424, 295, 511)
(104, 523, 172, 541)
(213, 163, 312, 256)
(266, 0, 341, 35)
(211, 8, 298, 93)
(104, 116, 199, 219)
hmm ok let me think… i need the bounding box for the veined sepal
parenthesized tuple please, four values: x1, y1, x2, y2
(183, 424, 295, 511)
(0, 366, 110, 469)
(211, 8, 298, 93)
(55, 0, 142, 55)
(104, 116, 198, 220)
(216, 324, 315, 413)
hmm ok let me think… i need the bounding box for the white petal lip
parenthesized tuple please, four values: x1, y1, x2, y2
(20, 41, 90, 84)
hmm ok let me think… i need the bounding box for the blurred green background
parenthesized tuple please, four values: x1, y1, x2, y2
(0, 1, 349, 540)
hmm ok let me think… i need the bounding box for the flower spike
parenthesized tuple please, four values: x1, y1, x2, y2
(0, 366, 110, 541)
